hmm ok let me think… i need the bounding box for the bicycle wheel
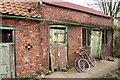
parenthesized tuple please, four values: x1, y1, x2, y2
(78, 59, 90, 72)
(74, 58, 81, 72)
(88, 55, 96, 67)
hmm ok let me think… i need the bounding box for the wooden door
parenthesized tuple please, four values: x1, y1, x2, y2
(0, 27, 15, 80)
(90, 30, 102, 58)
(0, 43, 15, 79)
(49, 25, 67, 71)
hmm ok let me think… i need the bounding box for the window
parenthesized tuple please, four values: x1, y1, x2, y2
(54, 29, 66, 43)
(0, 29, 13, 43)
(102, 30, 108, 44)
(105, 30, 108, 44)
(82, 28, 91, 47)
(102, 30, 104, 44)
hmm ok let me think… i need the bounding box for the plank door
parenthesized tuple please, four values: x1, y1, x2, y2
(0, 28, 15, 80)
(90, 30, 102, 58)
(0, 43, 15, 80)
(49, 26, 67, 71)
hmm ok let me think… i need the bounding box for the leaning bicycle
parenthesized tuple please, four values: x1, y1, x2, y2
(74, 47, 96, 72)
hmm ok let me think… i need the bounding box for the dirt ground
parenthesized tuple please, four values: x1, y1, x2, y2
(103, 68, 120, 79)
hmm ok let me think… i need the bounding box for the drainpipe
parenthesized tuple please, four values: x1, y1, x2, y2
(112, 28, 114, 56)
(111, 19, 115, 56)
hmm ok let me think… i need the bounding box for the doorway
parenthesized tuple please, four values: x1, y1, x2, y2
(49, 25, 68, 71)
(0, 27, 15, 79)
(90, 30, 102, 59)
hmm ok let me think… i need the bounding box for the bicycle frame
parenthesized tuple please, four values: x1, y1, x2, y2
(71, 47, 96, 72)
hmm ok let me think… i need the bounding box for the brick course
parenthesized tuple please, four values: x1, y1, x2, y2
(40, 4, 111, 29)
(67, 26, 81, 67)
(2, 18, 49, 77)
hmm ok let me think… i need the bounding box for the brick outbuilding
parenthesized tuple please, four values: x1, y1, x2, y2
(0, 0, 112, 78)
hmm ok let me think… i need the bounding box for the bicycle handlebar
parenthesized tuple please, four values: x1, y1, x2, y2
(76, 48, 89, 56)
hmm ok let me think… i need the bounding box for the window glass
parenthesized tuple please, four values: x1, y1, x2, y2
(102, 30, 108, 45)
(82, 28, 86, 47)
(0, 29, 2, 42)
(87, 29, 91, 46)
(105, 30, 108, 44)
(0, 29, 13, 43)
(102, 30, 104, 44)
(56, 30, 65, 43)
(82, 28, 91, 47)
(51, 29, 66, 43)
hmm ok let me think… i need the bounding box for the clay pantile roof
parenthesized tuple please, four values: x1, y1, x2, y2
(0, 2, 41, 18)
(42, 0, 111, 18)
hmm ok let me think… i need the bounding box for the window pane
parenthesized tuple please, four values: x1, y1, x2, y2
(102, 30, 104, 44)
(2, 29, 13, 43)
(105, 30, 108, 44)
(54, 29, 66, 43)
(87, 29, 91, 46)
(0, 29, 2, 42)
(82, 28, 86, 47)
(102, 30, 108, 45)
(58, 30, 65, 43)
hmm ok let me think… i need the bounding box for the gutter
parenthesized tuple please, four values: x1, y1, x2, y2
(0, 14, 80, 26)
(0, 14, 107, 29)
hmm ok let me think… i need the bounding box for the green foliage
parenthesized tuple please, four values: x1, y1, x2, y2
(112, 23, 119, 30)
(44, 70, 53, 76)
(62, 68, 69, 72)
(20, 74, 34, 78)
(113, 51, 120, 58)
(20, 70, 53, 79)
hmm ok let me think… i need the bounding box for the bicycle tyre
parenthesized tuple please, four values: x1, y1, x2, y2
(74, 58, 81, 72)
(78, 59, 90, 72)
(88, 55, 96, 67)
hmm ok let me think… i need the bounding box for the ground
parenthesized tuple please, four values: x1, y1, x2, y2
(103, 66, 120, 79)
(102, 58, 120, 80)
(17, 58, 120, 80)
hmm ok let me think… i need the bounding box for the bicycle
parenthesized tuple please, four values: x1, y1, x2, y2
(74, 47, 96, 72)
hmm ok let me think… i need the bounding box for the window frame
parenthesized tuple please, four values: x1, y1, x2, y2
(0, 26, 15, 43)
(82, 28, 91, 47)
(102, 30, 108, 45)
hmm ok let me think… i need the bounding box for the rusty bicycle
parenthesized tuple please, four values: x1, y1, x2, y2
(74, 47, 96, 72)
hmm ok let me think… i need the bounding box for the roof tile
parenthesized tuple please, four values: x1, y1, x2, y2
(0, 2, 41, 18)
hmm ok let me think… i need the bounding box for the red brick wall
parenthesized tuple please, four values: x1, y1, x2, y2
(101, 30, 112, 57)
(1, 19, 49, 77)
(40, 3, 112, 29)
(67, 26, 81, 67)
